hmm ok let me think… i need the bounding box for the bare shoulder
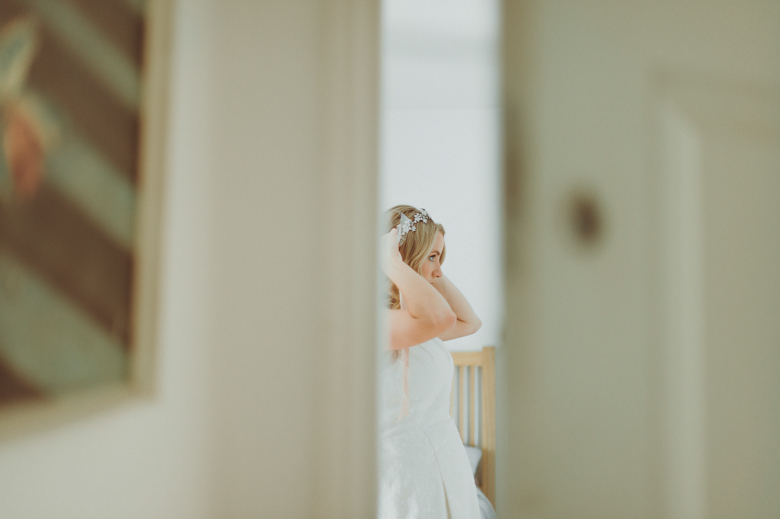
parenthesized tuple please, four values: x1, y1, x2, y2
(387, 308, 455, 350)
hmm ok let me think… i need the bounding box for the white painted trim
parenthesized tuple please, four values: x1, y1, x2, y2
(130, 0, 175, 396)
(651, 96, 707, 519)
(313, 0, 381, 516)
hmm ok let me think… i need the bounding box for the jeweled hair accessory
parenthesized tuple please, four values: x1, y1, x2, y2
(396, 208, 429, 245)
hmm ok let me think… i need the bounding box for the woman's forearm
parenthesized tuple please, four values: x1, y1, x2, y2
(432, 275, 481, 332)
(384, 258, 455, 324)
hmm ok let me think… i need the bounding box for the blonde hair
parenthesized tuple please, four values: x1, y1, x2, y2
(386, 205, 445, 309)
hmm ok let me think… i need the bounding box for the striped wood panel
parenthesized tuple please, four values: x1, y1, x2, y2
(0, 0, 145, 405)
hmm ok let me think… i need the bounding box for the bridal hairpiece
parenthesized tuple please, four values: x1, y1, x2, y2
(396, 208, 429, 244)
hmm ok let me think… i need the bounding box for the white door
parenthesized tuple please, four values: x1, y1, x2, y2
(502, 1, 780, 518)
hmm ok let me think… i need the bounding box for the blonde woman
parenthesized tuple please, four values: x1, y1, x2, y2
(378, 205, 482, 519)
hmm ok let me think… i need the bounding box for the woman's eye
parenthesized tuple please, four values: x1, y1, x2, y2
(429, 255, 435, 261)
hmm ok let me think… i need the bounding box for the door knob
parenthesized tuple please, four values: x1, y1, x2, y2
(569, 191, 603, 247)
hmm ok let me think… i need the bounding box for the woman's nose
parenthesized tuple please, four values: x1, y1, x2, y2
(433, 266, 442, 278)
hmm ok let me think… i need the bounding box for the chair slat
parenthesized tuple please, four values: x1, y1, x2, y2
(458, 366, 465, 442)
(450, 370, 455, 417)
(468, 366, 475, 446)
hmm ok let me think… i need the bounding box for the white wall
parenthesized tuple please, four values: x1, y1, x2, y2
(380, 0, 503, 351)
(0, 1, 215, 517)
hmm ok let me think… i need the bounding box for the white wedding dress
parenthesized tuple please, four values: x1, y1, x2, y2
(378, 337, 481, 519)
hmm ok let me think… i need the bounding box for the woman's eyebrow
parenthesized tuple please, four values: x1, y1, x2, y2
(430, 250, 441, 256)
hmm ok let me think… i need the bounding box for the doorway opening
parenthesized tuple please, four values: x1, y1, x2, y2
(377, 0, 504, 514)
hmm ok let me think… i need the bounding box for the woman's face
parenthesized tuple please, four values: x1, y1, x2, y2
(420, 231, 445, 283)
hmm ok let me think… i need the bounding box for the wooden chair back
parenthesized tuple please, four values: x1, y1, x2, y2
(451, 346, 495, 505)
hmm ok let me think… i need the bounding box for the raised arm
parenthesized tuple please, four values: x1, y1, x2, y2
(382, 230, 456, 350)
(431, 275, 482, 341)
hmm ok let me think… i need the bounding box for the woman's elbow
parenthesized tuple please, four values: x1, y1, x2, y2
(470, 317, 482, 335)
(432, 309, 457, 333)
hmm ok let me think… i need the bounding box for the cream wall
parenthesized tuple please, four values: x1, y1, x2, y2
(0, 1, 215, 517)
(208, 1, 379, 516)
(208, 1, 326, 516)
(210, 0, 379, 519)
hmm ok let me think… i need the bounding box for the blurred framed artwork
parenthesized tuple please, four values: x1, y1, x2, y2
(0, 0, 172, 437)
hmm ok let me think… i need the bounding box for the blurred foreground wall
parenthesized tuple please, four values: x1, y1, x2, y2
(0, 1, 379, 518)
(502, 1, 780, 517)
(0, 1, 214, 517)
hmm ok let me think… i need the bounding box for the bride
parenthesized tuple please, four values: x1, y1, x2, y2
(378, 205, 482, 519)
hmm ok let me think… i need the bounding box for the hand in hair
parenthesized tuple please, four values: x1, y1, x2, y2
(381, 228, 403, 275)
